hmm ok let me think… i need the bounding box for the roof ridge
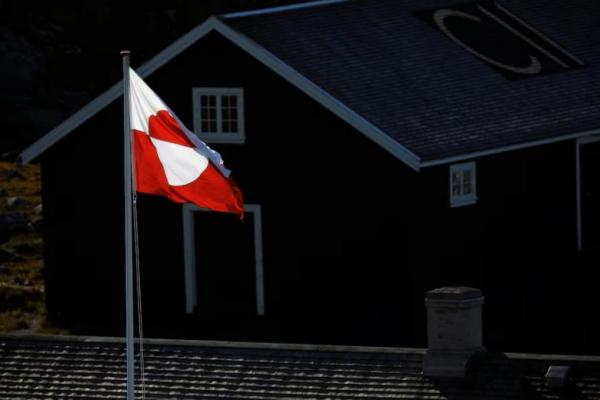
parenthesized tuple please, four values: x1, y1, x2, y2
(4, 333, 600, 362)
(221, 0, 349, 20)
(5, 333, 600, 362)
(0, 333, 425, 355)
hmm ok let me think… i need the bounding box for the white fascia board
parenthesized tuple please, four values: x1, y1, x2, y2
(21, 15, 421, 171)
(421, 128, 600, 168)
(19, 81, 121, 164)
(578, 135, 600, 145)
(212, 20, 421, 171)
(221, 0, 348, 19)
(19, 17, 221, 164)
(19, 9, 599, 173)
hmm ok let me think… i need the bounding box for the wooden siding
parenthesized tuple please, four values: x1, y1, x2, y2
(39, 32, 597, 354)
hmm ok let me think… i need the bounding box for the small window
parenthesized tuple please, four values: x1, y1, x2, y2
(193, 88, 245, 144)
(450, 162, 477, 207)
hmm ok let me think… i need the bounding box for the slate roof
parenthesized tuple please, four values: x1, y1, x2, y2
(2, 334, 600, 399)
(19, 0, 600, 167)
(224, 0, 600, 162)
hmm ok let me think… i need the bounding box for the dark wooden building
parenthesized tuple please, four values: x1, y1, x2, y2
(20, 0, 600, 354)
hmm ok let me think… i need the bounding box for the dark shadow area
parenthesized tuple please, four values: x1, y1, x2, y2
(425, 352, 593, 400)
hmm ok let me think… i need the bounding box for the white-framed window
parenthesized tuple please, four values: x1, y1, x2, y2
(192, 87, 245, 144)
(450, 162, 477, 207)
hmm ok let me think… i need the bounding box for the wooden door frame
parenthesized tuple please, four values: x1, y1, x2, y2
(182, 203, 265, 315)
(576, 136, 600, 252)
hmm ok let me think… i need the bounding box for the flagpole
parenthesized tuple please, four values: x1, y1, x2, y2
(121, 50, 135, 400)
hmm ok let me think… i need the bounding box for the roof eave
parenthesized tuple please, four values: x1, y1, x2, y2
(211, 19, 421, 171)
(19, 16, 222, 164)
(19, 16, 422, 171)
(421, 127, 600, 168)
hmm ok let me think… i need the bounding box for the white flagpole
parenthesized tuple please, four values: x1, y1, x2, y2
(121, 50, 135, 400)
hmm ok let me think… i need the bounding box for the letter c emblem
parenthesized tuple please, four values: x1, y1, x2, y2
(433, 9, 542, 75)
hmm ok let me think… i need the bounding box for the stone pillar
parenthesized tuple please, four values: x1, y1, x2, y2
(423, 287, 485, 378)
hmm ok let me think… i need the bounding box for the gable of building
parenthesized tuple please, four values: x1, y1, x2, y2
(19, 0, 600, 170)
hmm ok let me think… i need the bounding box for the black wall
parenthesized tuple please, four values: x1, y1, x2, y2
(40, 31, 595, 354)
(416, 142, 590, 353)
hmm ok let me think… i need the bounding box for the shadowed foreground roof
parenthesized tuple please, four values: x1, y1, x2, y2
(2, 334, 600, 399)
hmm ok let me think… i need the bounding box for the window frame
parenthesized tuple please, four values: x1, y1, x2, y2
(192, 87, 245, 144)
(449, 161, 478, 207)
(182, 203, 264, 316)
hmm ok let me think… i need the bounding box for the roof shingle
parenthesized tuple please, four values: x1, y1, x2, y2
(2, 335, 600, 399)
(225, 0, 600, 161)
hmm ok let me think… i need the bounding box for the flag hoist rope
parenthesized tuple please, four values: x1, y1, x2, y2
(133, 179, 146, 400)
(122, 50, 146, 400)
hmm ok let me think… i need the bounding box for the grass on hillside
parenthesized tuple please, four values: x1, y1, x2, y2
(0, 161, 68, 334)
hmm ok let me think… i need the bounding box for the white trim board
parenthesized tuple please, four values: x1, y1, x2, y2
(182, 203, 265, 316)
(211, 20, 421, 170)
(19, 12, 599, 171)
(19, 17, 221, 164)
(421, 128, 600, 168)
(575, 135, 600, 252)
(19, 16, 420, 171)
(221, 0, 348, 19)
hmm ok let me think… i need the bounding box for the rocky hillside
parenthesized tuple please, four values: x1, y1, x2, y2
(0, 159, 65, 333)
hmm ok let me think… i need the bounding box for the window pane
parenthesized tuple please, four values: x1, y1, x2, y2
(209, 96, 216, 107)
(230, 109, 238, 120)
(222, 108, 230, 120)
(223, 121, 231, 133)
(221, 96, 229, 107)
(463, 170, 472, 194)
(201, 95, 208, 106)
(229, 96, 237, 107)
(452, 172, 462, 196)
(230, 120, 238, 133)
(463, 182, 472, 194)
(209, 120, 217, 132)
(201, 121, 208, 132)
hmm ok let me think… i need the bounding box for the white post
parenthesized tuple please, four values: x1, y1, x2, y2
(121, 50, 135, 400)
(182, 204, 198, 313)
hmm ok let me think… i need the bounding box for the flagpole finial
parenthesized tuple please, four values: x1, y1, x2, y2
(120, 50, 131, 57)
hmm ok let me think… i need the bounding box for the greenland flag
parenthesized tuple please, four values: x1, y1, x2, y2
(128, 68, 243, 216)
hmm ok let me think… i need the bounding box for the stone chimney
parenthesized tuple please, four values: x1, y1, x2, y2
(423, 287, 485, 378)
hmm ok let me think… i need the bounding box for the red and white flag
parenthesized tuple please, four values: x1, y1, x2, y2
(127, 68, 244, 216)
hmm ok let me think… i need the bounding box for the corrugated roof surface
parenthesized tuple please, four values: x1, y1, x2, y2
(2, 335, 600, 399)
(225, 0, 600, 161)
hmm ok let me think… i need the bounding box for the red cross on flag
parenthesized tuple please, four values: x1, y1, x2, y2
(127, 68, 244, 217)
